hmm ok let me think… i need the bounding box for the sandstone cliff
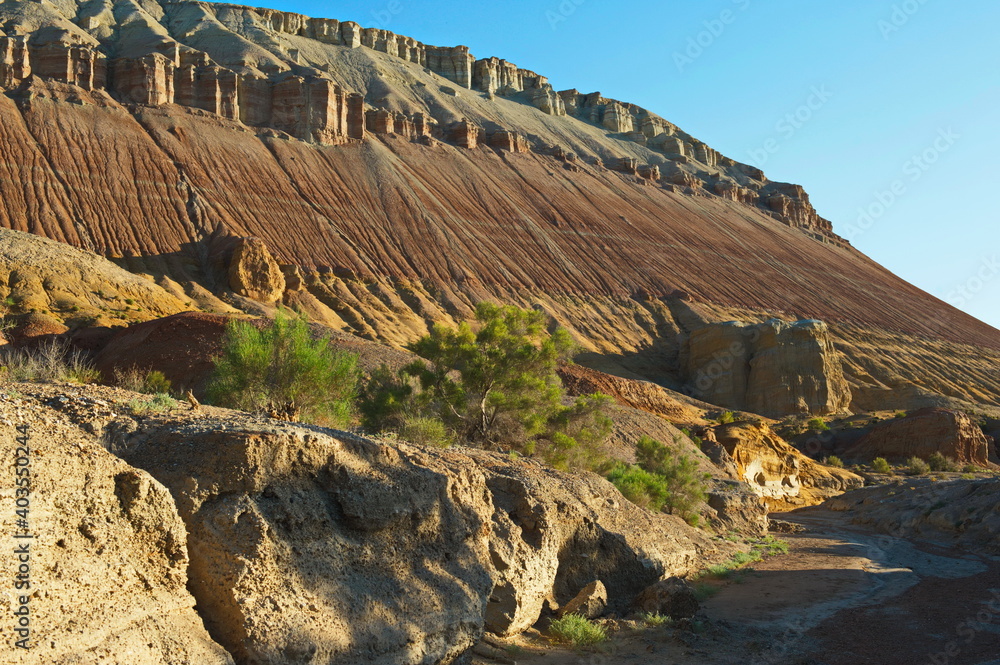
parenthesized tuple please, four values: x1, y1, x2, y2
(683, 319, 852, 417)
(0, 0, 998, 416)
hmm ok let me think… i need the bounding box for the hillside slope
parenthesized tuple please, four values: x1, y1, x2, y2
(0, 0, 997, 406)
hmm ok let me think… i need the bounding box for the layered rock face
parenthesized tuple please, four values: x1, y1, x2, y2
(683, 320, 852, 417)
(117, 416, 715, 661)
(844, 408, 997, 467)
(714, 422, 863, 511)
(0, 0, 999, 413)
(0, 391, 232, 664)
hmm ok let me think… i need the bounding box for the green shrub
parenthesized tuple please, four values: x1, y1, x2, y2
(872, 457, 892, 474)
(927, 452, 959, 472)
(718, 411, 736, 425)
(206, 310, 359, 426)
(639, 612, 672, 627)
(607, 464, 670, 511)
(359, 303, 612, 469)
(962, 464, 981, 474)
(894, 411, 907, 419)
(128, 393, 178, 416)
(399, 416, 453, 448)
(142, 370, 172, 395)
(548, 614, 608, 647)
(807, 417, 830, 432)
(823, 455, 844, 468)
(632, 435, 709, 524)
(907, 456, 930, 475)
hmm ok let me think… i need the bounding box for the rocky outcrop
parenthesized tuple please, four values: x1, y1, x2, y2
(227, 236, 286, 303)
(714, 422, 863, 511)
(826, 478, 1000, 554)
(116, 416, 717, 660)
(683, 319, 852, 417)
(0, 392, 232, 663)
(844, 408, 997, 467)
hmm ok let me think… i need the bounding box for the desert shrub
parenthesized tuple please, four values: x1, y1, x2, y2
(610, 436, 708, 525)
(398, 416, 453, 448)
(608, 464, 670, 511)
(359, 303, 612, 469)
(823, 455, 844, 468)
(113, 367, 173, 394)
(872, 457, 893, 474)
(717, 411, 736, 425)
(2, 338, 99, 384)
(206, 310, 359, 426)
(927, 452, 959, 472)
(548, 614, 607, 647)
(907, 456, 930, 475)
(962, 464, 981, 474)
(807, 417, 830, 432)
(639, 612, 672, 627)
(127, 393, 178, 416)
(894, 411, 907, 419)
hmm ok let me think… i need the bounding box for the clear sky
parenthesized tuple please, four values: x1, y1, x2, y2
(243, 0, 1000, 329)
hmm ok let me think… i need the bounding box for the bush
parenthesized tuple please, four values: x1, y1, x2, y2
(2, 338, 100, 384)
(206, 311, 359, 426)
(639, 612, 672, 627)
(359, 303, 612, 469)
(823, 455, 844, 468)
(113, 367, 173, 395)
(548, 614, 607, 647)
(907, 456, 930, 475)
(807, 417, 830, 432)
(398, 416, 453, 448)
(962, 464, 981, 474)
(127, 393, 178, 416)
(717, 411, 735, 425)
(927, 452, 959, 472)
(872, 457, 893, 474)
(608, 437, 709, 525)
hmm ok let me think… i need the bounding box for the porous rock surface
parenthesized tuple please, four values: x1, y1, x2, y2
(227, 237, 286, 303)
(0, 389, 233, 664)
(683, 319, 852, 417)
(714, 422, 863, 511)
(844, 407, 997, 468)
(114, 414, 719, 660)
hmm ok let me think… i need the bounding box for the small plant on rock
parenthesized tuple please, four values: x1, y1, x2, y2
(823, 455, 844, 468)
(807, 417, 830, 432)
(717, 411, 736, 425)
(548, 614, 608, 647)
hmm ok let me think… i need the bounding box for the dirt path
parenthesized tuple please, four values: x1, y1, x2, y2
(480, 508, 1000, 665)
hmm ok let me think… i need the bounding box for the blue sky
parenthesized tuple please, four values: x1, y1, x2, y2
(247, 0, 1000, 329)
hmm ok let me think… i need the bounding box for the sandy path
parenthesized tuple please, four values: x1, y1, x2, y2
(479, 508, 1000, 665)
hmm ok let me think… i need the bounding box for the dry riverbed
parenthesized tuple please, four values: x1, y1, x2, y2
(475, 509, 1000, 665)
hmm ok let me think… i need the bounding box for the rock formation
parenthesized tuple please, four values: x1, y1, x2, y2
(227, 237, 286, 303)
(826, 478, 1000, 554)
(683, 319, 852, 417)
(0, 391, 232, 663)
(844, 408, 997, 468)
(115, 414, 717, 659)
(714, 422, 863, 511)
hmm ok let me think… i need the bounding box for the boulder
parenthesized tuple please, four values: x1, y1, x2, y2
(684, 319, 851, 418)
(844, 408, 996, 468)
(557, 580, 607, 619)
(707, 479, 769, 536)
(715, 422, 863, 511)
(228, 237, 286, 303)
(119, 417, 717, 659)
(633, 577, 699, 619)
(0, 397, 232, 664)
